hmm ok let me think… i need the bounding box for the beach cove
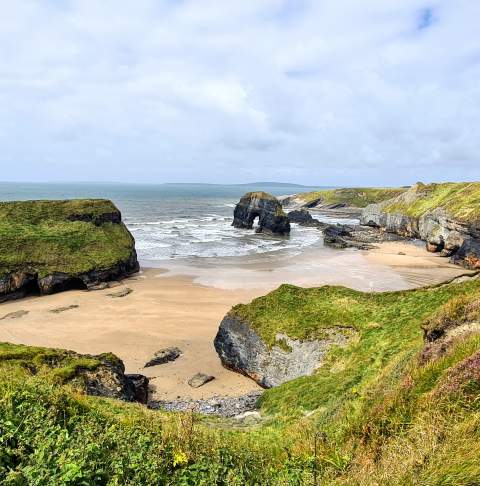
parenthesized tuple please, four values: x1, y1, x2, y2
(0, 239, 470, 402)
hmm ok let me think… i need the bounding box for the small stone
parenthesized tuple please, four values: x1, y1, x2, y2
(187, 373, 215, 388)
(107, 288, 133, 298)
(107, 281, 122, 288)
(0, 310, 29, 320)
(144, 347, 182, 368)
(88, 282, 109, 291)
(49, 305, 79, 314)
(398, 251, 406, 256)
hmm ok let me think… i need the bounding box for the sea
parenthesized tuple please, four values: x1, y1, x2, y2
(0, 182, 358, 266)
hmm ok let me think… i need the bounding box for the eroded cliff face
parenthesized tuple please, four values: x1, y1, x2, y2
(361, 184, 480, 268)
(0, 199, 139, 302)
(232, 192, 290, 236)
(214, 314, 354, 388)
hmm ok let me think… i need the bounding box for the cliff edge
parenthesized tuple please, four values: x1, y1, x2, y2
(0, 199, 139, 302)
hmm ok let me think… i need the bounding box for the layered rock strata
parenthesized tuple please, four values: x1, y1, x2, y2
(361, 183, 480, 268)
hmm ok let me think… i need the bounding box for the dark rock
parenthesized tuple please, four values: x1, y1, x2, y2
(232, 192, 290, 236)
(66, 351, 148, 404)
(107, 287, 133, 298)
(0, 310, 29, 320)
(0, 271, 39, 303)
(49, 305, 79, 314)
(322, 224, 353, 248)
(188, 373, 215, 388)
(287, 209, 321, 226)
(125, 374, 150, 404)
(322, 223, 403, 250)
(144, 347, 182, 367)
(214, 314, 355, 388)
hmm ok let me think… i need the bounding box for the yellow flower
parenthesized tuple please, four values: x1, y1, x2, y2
(173, 450, 188, 467)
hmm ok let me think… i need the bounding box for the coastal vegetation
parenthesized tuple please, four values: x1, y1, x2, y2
(382, 181, 480, 223)
(0, 199, 135, 278)
(0, 199, 138, 300)
(2, 278, 480, 484)
(296, 187, 407, 208)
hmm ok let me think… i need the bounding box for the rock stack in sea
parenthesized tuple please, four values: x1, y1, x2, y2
(232, 192, 290, 236)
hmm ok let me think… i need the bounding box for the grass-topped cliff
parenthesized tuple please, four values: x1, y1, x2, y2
(381, 181, 480, 223)
(0, 199, 138, 299)
(2, 278, 480, 483)
(296, 187, 407, 208)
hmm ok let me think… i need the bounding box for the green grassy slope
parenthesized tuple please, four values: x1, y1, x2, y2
(382, 181, 480, 223)
(1, 279, 480, 484)
(0, 199, 135, 278)
(296, 187, 406, 208)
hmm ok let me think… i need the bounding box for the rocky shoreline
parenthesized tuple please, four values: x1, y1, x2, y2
(150, 391, 263, 418)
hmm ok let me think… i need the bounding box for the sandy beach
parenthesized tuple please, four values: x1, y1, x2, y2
(0, 240, 473, 401)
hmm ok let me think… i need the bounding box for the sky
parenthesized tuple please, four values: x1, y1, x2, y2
(0, 0, 479, 186)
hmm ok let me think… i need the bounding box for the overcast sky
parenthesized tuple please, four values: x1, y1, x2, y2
(1, 1, 479, 186)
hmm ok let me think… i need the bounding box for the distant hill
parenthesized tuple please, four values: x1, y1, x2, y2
(163, 182, 328, 188)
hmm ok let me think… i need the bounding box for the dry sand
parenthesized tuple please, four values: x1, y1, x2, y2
(0, 240, 473, 401)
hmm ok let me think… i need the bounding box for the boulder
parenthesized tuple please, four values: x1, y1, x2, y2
(125, 374, 150, 404)
(232, 192, 290, 235)
(188, 373, 215, 388)
(107, 288, 133, 298)
(144, 347, 182, 367)
(214, 314, 355, 388)
(322, 224, 353, 249)
(79, 353, 149, 403)
(287, 209, 321, 226)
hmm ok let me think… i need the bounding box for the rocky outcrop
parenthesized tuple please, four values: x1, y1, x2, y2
(361, 184, 480, 268)
(151, 391, 263, 417)
(0, 342, 149, 404)
(322, 223, 403, 250)
(144, 347, 182, 368)
(232, 192, 290, 235)
(0, 199, 139, 302)
(214, 315, 355, 388)
(287, 209, 322, 227)
(68, 352, 149, 404)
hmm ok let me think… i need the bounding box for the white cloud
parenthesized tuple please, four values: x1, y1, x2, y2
(0, 0, 479, 184)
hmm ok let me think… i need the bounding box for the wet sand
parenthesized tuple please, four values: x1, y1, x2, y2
(0, 240, 472, 401)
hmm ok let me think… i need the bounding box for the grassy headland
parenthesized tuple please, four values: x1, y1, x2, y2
(382, 181, 480, 223)
(1, 277, 480, 483)
(295, 187, 407, 208)
(0, 199, 135, 279)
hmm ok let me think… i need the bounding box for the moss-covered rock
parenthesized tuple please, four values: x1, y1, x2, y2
(214, 279, 480, 390)
(0, 342, 148, 402)
(232, 192, 290, 235)
(0, 199, 139, 301)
